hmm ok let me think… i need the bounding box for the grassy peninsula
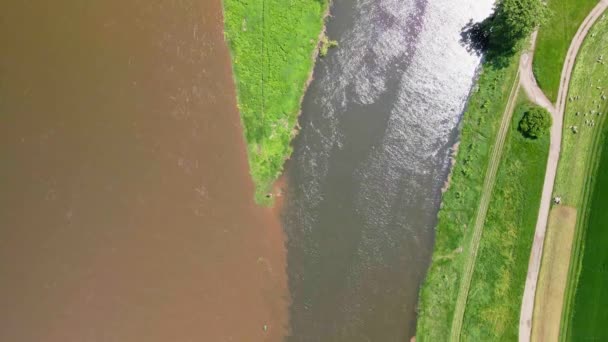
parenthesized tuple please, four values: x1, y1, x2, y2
(461, 101, 549, 340)
(223, 0, 329, 202)
(565, 143, 608, 341)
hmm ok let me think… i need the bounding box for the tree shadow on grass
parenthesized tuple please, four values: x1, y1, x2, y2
(459, 16, 517, 70)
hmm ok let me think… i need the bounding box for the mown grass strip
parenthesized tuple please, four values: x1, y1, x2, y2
(554, 14, 608, 340)
(533, 0, 598, 102)
(551, 12, 608, 207)
(223, 0, 329, 203)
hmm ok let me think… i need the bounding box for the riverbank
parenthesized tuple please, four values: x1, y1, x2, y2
(552, 15, 608, 340)
(222, 0, 330, 203)
(417, 53, 518, 340)
(418, 49, 551, 341)
(533, 0, 598, 102)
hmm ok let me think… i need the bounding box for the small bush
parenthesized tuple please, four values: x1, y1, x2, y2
(319, 33, 338, 57)
(519, 106, 552, 138)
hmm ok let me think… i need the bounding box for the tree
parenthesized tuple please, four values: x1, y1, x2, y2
(492, 0, 550, 45)
(462, 0, 550, 62)
(519, 106, 552, 138)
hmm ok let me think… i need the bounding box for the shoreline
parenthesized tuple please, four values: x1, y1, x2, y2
(298, 4, 333, 118)
(270, 2, 333, 200)
(417, 49, 524, 339)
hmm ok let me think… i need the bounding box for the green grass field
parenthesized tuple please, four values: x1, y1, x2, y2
(533, 0, 598, 102)
(553, 15, 608, 207)
(554, 14, 608, 341)
(416, 54, 520, 340)
(461, 101, 549, 340)
(565, 142, 608, 341)
(223, 0, 329, 202)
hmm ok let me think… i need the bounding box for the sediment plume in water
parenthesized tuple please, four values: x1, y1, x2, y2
(0, 0, 287, 341)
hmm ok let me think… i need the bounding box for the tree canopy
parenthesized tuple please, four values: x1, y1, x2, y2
(462, 0, 550, 63)
(519, 106, 552, 138)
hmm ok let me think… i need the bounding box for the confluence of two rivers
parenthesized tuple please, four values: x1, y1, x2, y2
(0, 0, 492, 341)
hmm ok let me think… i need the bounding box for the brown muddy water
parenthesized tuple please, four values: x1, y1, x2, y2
(0, 1, 287, 341)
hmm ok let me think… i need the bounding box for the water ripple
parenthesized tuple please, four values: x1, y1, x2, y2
(285, 0, 494, 340)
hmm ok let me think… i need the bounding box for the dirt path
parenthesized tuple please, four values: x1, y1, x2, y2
(449, 71, 521, 341)
(520, 31, 556, 115)
(518, 2, 608, 341)
(531, 206, 577, 342)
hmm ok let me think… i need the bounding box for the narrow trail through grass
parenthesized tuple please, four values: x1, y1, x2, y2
(449, 73, 521, 341)
(564, 146, 608, 341)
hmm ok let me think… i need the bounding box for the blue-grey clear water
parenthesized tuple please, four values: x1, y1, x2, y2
(283, 0, 494, 340)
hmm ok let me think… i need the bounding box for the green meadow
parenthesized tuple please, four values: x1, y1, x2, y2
(417, 54, 520, 340)
(565, 143, 608, 341)
(461, 101, 549, 340)
(533, 0, 598, 102)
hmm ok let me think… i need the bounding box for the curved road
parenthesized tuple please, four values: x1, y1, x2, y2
(518, 1, 608, 341)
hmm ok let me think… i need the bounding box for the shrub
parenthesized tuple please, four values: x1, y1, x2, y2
(519, 106, 552, 138)
(319, 33, 338, 57)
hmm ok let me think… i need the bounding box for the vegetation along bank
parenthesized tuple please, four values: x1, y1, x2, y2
(417, 52, 520, 341)
(417, 0, 550, 340)
(223, 0, 330, 202)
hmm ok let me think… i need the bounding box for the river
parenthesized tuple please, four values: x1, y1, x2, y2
(283, 0, 493, 340)
(0, 1, 287, 341)
(1, 0, 497, 340)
